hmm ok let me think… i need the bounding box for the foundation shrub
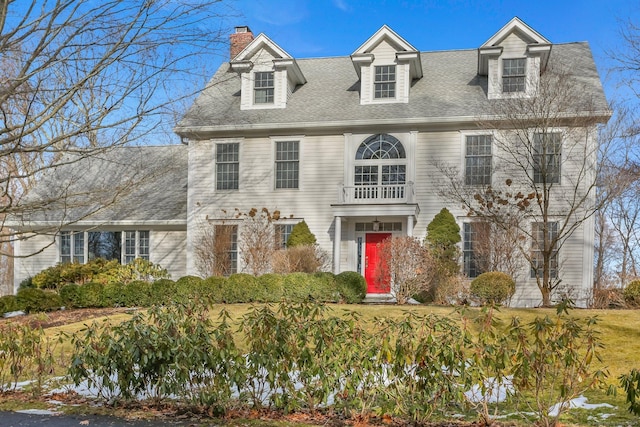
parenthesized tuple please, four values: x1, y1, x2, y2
(16, 288, 62, 313)
(149, 279, 177, 305)
(336, 271, 367, 303)
(77, 282, 106, 308)
(470, 272, 515, 305)
(101, 282, 126, 307)
(0, 295, 21, 314)
(222, 273, 261, 303)
(174, 275, 205, 304)
(201, 276, 225, 304)
(281, 272, 338, 302)
(256, 273, 285, 301)
(121, 280, 152, 307)
(624, 280, 640, 307)
(59, 283, 82, 308)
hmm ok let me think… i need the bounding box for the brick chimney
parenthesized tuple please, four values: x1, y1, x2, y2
(230, 26, 254, 60)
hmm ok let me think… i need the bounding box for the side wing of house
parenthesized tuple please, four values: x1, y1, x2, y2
(10, 145, 188, 292)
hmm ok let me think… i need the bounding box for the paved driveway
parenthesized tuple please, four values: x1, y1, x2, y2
(0, 411, 206, 426)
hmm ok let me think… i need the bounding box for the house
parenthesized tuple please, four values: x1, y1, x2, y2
(11, 17, 609, 306)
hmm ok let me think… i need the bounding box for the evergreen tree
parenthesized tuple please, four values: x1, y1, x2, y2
(425, 208, 461, 275)
(287, 220, 317, 247)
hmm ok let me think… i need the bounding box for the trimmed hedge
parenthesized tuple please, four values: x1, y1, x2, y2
(470, 271, 516, 305)
(20, 268, 369, 313)
(336, 271, 367, 303)
(16, 288, 62, 313)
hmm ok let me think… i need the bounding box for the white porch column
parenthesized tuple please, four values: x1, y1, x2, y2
(333, 216, 342, 274)
(407, 216, 414, 237)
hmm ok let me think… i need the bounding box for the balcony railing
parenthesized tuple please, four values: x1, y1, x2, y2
(338, 182, 415, 204)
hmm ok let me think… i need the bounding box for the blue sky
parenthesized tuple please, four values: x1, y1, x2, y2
(228, 0, 636, 98)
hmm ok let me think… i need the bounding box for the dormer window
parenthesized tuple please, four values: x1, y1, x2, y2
(254, 71, 274, 104)
(502, 58, 526, 93)
(350, 25, 422, 105)
(478, 17, 551, 100)
(229, 33, 306, 110)
(374, 65, 396, 99)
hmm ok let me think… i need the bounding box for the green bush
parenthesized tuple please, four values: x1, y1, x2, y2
(624, 280, 640, 307)
(223, 274, 261, 303)
(78, 282, 106, 308)
(121, 280, 152, 307)
(336, 271, 367, 303)
(150, 279, 177, 305)
(174, 275, 206, 304)
(16, 288, 62, 313)
(59, 284, 82, 308)
(256, 274, 285, 301)
(102, 282, 127, 307)
(470, 272, 515, 305)
(287, 220, 316, 247)
(281, 272, 338, 302)
(0, 295, 21, 314)
(19, 277, 34, 289)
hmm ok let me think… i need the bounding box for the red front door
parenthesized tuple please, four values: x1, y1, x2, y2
(364, 233, 391, 293)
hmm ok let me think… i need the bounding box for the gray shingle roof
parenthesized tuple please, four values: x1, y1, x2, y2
(176, 42, 609, 136)
(14, 145, 187, 227)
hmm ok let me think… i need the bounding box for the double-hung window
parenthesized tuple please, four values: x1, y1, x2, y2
(124, 231, 150, 264)
(216, 143, 239, 190)
(374, 65, 396, 99)
(533, 132, 562, 184)
(214, 224, 238, 275)
(60, 230, 147, 264)
(275, 141, 299, 189)
(60, 231, 84, 263)
(502, 58, 526, 93)
(274, 223, 296, 249)
(465, 135, 492, 185)
(463, 222, 490, 278)
(531, 222, 558, 279)
(254, 71, 274, 104)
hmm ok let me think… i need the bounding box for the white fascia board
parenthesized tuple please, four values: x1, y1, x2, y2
(273, 58, 306, 85)
(350, 53, 374, 77)
(477, 46, 502, 75)
(229, 60, 253, 73)
(396, 51, 423, 79)
(481, 17, 551, 48)
(353, 24, 418, 55)
(176, 109, 613, 137)
(233, 33, 293, 62)
(331, 203, 420, 217)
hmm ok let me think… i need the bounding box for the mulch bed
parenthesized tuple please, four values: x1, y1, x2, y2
(0, 307, 133, 329)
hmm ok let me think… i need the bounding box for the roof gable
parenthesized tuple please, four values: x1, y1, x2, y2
(233, 33, 293, 62)
(352, 24, 418, 54)
(481, 16, 550, 47)
(351, 25, 422, 80)
(230, 33, 306, 86)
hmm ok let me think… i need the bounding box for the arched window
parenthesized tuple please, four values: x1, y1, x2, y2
(356, 134, 405, 160)
(354, 134, 407, 199)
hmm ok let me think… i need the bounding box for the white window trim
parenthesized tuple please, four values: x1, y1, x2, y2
(59, 230, 150, 265)
(459, 130, 494, 186)
(530, 128, 564, 186)
(209, 220, 240, 275)
(214, 140, 242, 192)
(271, 136, 304, 191)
